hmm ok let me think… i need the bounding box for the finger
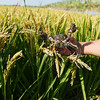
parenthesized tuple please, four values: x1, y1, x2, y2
(69, 37, 78, 45)
(58, 47, 71, 56)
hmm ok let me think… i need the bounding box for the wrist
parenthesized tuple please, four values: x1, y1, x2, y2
(80, 42, 85, 55)
(80, 41, 93, 55)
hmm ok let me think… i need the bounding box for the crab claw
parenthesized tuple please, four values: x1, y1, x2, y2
(70, 23, 77, 33)
(39, 31, 55, 43)
(39, 31, 48, 40)
(68, 23, 77, 38)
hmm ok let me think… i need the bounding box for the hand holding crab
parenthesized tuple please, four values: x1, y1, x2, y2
(39, 23, 81, 60)
(56, 37, 80, 56)
(39, 23, 92, 77)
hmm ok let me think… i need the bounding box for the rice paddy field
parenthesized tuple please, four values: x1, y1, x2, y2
(0, 5, 100, 100)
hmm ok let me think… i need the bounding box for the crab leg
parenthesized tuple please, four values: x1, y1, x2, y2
(63, 41, 81, 60)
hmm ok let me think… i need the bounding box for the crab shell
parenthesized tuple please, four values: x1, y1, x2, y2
(54, 34, 70, 48)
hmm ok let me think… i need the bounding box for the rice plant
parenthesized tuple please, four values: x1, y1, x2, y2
(0, 6, 100, 100)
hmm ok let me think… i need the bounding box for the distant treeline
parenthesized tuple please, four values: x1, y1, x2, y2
(63, 0, 100, 4)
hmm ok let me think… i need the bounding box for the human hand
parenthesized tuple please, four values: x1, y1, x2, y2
(56, 37, 81, 56)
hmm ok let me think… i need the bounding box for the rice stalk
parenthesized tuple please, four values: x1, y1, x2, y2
(30, 9, 38, 31)
(70, 66, 77, 86)
(55, 55, 60, 77)
(4, 50, 23, 84)
(68, 55, 92, 71)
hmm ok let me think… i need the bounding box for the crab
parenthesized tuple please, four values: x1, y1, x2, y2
(39, 23, 81, 60)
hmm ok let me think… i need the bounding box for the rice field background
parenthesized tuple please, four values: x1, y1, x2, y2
(0, 5, 100, 100)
